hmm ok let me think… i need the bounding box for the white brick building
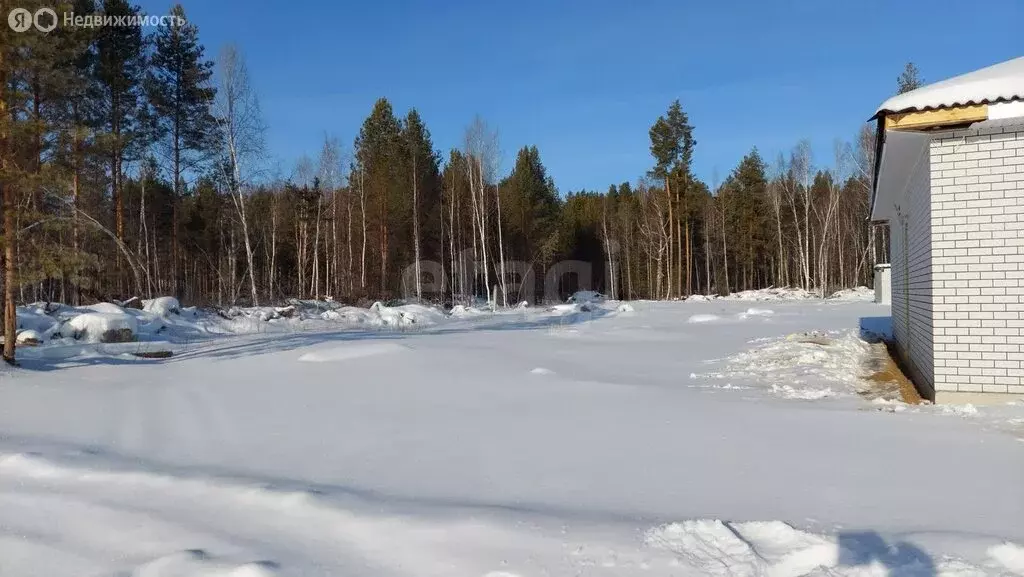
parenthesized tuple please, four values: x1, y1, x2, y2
(871, 56, 1024, 403)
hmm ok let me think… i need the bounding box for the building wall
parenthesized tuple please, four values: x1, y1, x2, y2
(890, 142, 934, 397)
(929, 122, 1024, 395)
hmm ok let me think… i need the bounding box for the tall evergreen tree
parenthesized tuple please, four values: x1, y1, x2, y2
(354, 99, 402, 295)
(146, 3, 217, 297)
(95, 0, 146, 251)
(500, 145, 558, 263)
(400, 109, 441, 299)
(649, 100, 696, 296)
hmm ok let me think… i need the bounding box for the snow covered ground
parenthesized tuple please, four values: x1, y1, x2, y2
(1, 294, 1023, 576)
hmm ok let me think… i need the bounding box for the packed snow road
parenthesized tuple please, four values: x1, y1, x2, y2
(0, 297, 1022, 576)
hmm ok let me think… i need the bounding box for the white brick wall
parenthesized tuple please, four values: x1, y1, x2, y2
(929, 123, 1024, 395)
(890, 142, 934, 395)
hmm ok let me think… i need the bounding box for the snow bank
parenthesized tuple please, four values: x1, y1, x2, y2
(687, 287, 816, 301)
(59, 312, 138, 343)
(15, 330, 43, 345)
(131, 550, 278, 577)
(142, 296, 181, 317)
(829, 286, 874, 301)
(698, 330, 872, 399)
(565, 291, 602, 305)
(15, 306, 58, 335)
(83, 302, 125, 315)
(687, 314, 721, 324)
(297, 342, 408, 363)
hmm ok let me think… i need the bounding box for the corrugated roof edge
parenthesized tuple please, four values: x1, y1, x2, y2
(869, 95, 1023, 121)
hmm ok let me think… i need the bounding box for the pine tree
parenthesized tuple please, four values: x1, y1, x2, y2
(95, 0, 146, 284)
(146, 3, 217, 298)
(897, 62, 923, 94)
(354, 99, 402, 296)
(648, 100, 695, 297)
(400, 109, 441, 300)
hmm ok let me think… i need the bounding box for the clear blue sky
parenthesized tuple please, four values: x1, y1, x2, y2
(139, 0, 1022, 192)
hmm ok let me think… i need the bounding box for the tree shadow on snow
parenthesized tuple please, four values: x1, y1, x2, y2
(838, 531, 936, 576)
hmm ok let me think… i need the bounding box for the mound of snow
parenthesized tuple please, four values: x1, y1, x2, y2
(15, 307, 58, 334)
(298, 342, 408, 363)
(686, 294, 719, 302)
(393, 303, 447, 326)
(688, 314, 721, 324)
(450, 304, 484, 318)
(566, 290, 605, 304)
(83, 302, 125, 314)
(130, 550, 278, 577)
(724, 287, 815, 301)
(829, 286, 874, 301)
(15, 329, 43, 344)
(60, 312, 138, 343)
(739, 308, 775, 319)
(142, 296, 181, 317)
(698, 330, 872, 398)
(989, 542, 1024, 574)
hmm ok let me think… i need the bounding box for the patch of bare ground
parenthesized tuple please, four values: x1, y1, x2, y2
(860, 341, 925, 405)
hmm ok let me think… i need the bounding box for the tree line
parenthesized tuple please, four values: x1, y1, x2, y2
(0, 0, 919, 362)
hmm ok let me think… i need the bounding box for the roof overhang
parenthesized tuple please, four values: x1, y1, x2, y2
(872, 56, 1024, 120)
(869, 56, 1024, 222)
(870, 129, 931, 222)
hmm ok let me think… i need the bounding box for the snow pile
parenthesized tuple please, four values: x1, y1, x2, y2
(82, 302, 126, 315)
(939, 403, 979, 417)
(685, 293, 718, 302)
(698, 329, 872, 399)
(726, 287, 816, 301)
(567, 290, 606, 304)
(688, 314, 722, 324)
(686, 287, 821, 302)
(739, 307, 774, 319)
(297, 342, 408, 363)
(449, 304, 488, 318)
(990, 542, 1024, 574)
(142, 296, 181, 317)
(15, 305, 59, 335)
(829, 286, 874, 301)
(15, 330, 43, 344)
(131, 550, 278, 577)
(59, 312, 138, 343)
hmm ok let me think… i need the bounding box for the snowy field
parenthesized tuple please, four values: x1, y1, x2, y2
(1, 291, 1023, 576)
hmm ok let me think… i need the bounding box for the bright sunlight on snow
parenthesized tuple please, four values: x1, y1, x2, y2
(0, 292, 1022, 576)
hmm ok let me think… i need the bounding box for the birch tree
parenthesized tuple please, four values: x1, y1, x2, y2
(214, 44, 265, 306)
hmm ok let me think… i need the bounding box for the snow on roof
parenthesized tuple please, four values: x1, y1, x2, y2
(874, 56, 1024, 117)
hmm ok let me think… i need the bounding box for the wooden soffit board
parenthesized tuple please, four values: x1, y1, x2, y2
(884, 103, 988, 131)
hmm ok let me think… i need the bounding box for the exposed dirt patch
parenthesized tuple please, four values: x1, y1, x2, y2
(860, 342, 924, 404)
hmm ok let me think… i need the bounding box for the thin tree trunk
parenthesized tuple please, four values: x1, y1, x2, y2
(359, 168, 367, 289)
(664, 176, 673, 299)
(495, 183, 507, 306)
(1, 50, 16, 363)
(412, 152, 422, 300)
